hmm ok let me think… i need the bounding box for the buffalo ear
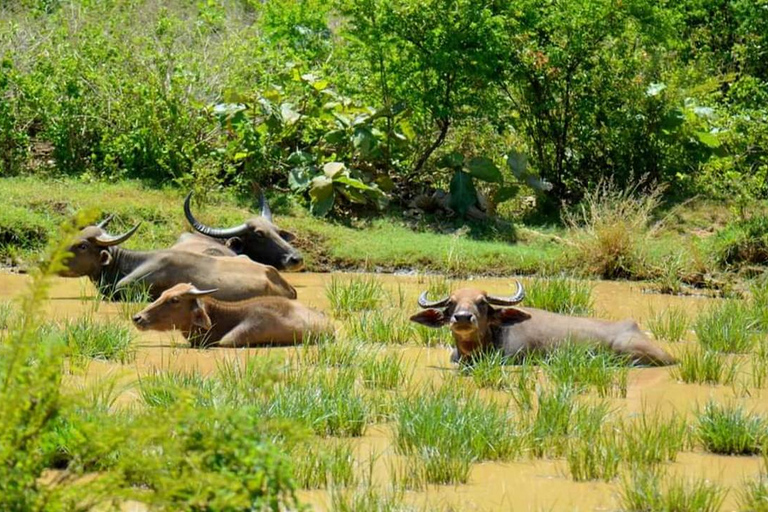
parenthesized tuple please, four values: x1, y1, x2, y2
(491, 306, 531, 326)
(409, 309, 447, 328)
(99, 250, 113, 267)
(225, 237, 244, 253)
(191, 302, 212, 330)
(279, 229, 296, 242)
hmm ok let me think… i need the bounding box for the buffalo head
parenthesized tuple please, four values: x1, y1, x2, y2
(59, 218, 140, 279)
(410, 281, 529, 359)
(184, 191, 303, 271)
(133, 283, 217, 333)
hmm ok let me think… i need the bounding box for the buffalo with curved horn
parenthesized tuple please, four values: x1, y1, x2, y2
(173, 190, 303, 271)
(60, 221, 296, 301)
(410, 281, 675, 366)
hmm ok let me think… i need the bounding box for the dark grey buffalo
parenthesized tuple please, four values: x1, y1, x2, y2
(59, 221, 296, 301)
(410, 282, 676, 366)
(174, 191, 303, 271)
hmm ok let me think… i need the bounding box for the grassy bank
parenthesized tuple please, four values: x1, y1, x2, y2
(1, 176, 766, 289)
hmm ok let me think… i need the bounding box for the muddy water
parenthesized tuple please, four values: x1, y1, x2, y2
(2, 271, 766, 511)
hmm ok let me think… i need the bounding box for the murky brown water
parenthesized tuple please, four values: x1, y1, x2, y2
(2, 271, 766, 511)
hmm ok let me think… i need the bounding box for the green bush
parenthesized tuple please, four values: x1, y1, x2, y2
(712, 215, 768, 268)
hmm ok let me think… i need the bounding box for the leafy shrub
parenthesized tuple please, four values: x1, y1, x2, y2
(712, 215, 768, 267)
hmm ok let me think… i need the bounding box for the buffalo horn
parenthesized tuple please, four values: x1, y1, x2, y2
(184, 191, 249, 239)
(258, 191, 273, 222)
(186, 286, 219, 297)
(486, 280, 525, 306)
(96, 215, 114, 229)
(94, 223, 141, 247)
(417, 291, 451, 309)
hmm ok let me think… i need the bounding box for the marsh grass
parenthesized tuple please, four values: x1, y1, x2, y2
(540, 343, 629, 398)
(562, 180, 662, 279)
(695, 300, 758, 353)
(647, 306, 690, 342)
(750, 277, 768, 331)
(395, 449, 473, 488)
(214, 355, 285, 406)
(527, 385, 576, 458)
(697, 401, 767, 455)
(138, 368, 216, 408)
(330, 483, 407, 512)
(51, 317, 136, 364)
(360, 350, 411, 390)
(326, 275, 386, 318)
(413, 324, 452, 347)
(292, 441, 356, 489)
(394, 385, 520, 484)
(619, 469, 726, 512)
(566, 426, 622, 481)
(425, 275, 452, 299)
(524, 276, 594, 315)
(465, 351, 515, 390)
(300, 334, 361, 368)
(266, 368, 370, 437)
(114, 282, 153, 321)
(673, 347, 738, 385)
(620, 410, 688, 467)
(739, 474, 768, 512)
(0, 301, 14, 329)
(346, 310, 414, 345)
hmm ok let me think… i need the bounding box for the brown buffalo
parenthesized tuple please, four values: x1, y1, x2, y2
(410, 282, 675, 366)
(132, 283, 331, 347)
(176, 191, 303, 270)
(60, 222, 296, 301)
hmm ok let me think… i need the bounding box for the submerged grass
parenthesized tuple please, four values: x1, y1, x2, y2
(394, 384, 520, 483)
(326, 275, 386, 318)
(647, 306, 690, 342)
(620, 409, 688, 467)
(539, 343, 629, 398)
(524, 276, 594, 315)
(360, 350, 411, 391)
(739, 474, 768, 512)
(566, 425, 622, 482)
(620, 468, 726, 512)
(47, 317, 136, 364)
(292, 441, 356, 489)
(345, 310, 414, 345)
(695, 300, 758, 353)
(697, 401, 767, 455)
(673, 347, 739, 385)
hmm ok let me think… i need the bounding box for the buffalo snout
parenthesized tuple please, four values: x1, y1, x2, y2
(450, 311, 477, 328)
(132, 314, 148, 330)
(284, 253, 304, 271)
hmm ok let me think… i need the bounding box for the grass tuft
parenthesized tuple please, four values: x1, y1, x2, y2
(620, 410, 688, 467)
(360, 350, 410, 390)
(695, 300, 758, 353)
(697, 401, 767, 455)
(566, 425, 622, 482)
(0, 301, 14, 329)
(524, 276, 594, 315)
(620, 468, 726, 512)
(326, 275, 386, 318)
(292, 441, 356, 489)
(345, 311, 414, 345)
(540, 342, 629, 398)
(647, 306, 690, 342)
(47, 317, 135, 364)
(738, 474, 768, 512)
(562, 180, 662, 279)
(673, 347, 738, 385)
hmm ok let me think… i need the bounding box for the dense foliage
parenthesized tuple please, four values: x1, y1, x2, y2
(0, 0, 766, 213)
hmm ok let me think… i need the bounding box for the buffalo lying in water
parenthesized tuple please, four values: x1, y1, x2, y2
(133, 283, 331, 347)
(174, 191, 303, 271)
(410, 282, 675, 366)
(60, 222, 296, 301)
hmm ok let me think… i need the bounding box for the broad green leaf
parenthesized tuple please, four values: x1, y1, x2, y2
(323, 162, 346, 179)
(334, 174, 376, 191)
(287, 151, 314, 166)
(312, 80, 329, 91)
(506, 150, 528, 177)
(494, 185, 519, 204)
(337, 185, 368, 204)
(437, 152, 465, 169)
(661, 108, 685, 132)
(288, 167, 312, 192)
(280, 103, 301, 125)
(352, 126, 376, 156)
(695, 131, 720, 148)
(324, 129, 347, 145)
(449, 170, 477, 217)
(646, 82, 666, 96)
(466, 156, 502, 183)
(309, 176, 335, 216)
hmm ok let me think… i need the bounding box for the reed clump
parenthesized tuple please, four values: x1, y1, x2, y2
(697, 401, 767, 455)
(326, 275, 386, 318)
(673, 347, 739, 385)
(524, 276, 594, 315)
(619, 468, 726, 512)
(647, 306, 690, 343)
(695, 300, 758, 353)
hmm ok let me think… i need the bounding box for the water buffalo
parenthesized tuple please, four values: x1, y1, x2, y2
(132, 283, 331, 347)
(176, 191, 303, 271)
(60, 222, 296, 301)
(410, 282, 676, 366)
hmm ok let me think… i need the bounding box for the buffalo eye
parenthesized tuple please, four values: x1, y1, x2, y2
(169, 296, 180, 304)
(77, 243, 88, 251)
(254, 230, 266, 238)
